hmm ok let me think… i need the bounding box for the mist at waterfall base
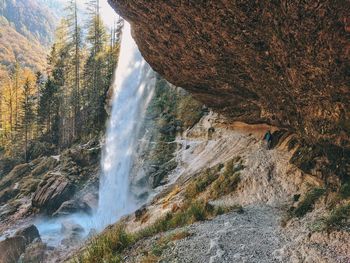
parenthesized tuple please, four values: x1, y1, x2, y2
(35, 22, 155, 246)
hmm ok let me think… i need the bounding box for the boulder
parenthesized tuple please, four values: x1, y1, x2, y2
(0, 236, 26, 263)
(61, 221, 84, 235)
(60, 221, 85, 247)
(53, 199, 92, 217)
(32, 176, 75, 214)
(80, 192, 98, 211)
(15, 225, 40, 244)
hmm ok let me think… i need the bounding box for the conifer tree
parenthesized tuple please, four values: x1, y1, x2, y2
(22, 78, 35, 161)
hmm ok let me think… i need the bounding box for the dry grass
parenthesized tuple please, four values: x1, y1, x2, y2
(185, 157, 243, 200)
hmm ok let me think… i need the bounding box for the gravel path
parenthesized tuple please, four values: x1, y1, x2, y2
(159, 205, 287, 263)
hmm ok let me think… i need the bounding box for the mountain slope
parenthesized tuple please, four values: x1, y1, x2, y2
(0, 0, 61, 73)
(0, 17, 47, 71)
(0, 0, 57, 46)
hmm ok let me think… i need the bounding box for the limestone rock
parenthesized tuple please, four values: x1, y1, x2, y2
(109, 0, 350, 179)
(32, 176, 75, 214)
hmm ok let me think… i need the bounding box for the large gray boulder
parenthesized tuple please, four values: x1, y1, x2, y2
(32, 176, 75, 214)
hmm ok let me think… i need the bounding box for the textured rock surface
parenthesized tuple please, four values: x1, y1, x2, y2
(32, 176, 75, 214)
(108, 0, 350, 175)
(0, 236, 26, 263)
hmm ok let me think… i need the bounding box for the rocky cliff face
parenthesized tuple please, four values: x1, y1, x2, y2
(108, 0, 350, 180)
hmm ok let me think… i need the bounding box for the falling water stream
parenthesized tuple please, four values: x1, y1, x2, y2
(34, 21, 155, 246)
(94, 21, 155, 229)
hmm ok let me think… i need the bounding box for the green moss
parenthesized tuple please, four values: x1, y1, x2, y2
(293, 188, 325, 218)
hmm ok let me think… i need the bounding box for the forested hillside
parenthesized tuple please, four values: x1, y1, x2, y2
(0, 0, 122, 162)
(0, 0, 57, 46)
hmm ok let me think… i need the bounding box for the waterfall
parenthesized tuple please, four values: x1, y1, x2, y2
(30, 22, 154, 247)
(94, 22, 155, 229)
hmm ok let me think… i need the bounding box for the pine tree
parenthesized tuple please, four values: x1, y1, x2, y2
(22, 78, 36, 162)
(11, 61, 21, 133)
(66, 0, 82, 139)
(35, 71, 44, 137)
(83, 0, 118, 134)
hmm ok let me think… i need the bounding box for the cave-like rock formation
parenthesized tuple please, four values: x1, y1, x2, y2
(108, 0, 350, 180)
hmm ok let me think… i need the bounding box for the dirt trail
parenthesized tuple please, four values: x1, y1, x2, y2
(161, 205, 286, 263)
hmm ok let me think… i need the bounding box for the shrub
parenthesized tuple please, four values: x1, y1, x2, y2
(293, 188, 325, 217)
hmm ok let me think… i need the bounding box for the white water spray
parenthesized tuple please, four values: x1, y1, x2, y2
(94, 22, 155, 229)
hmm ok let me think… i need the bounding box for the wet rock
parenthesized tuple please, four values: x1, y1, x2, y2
(15, 225, 40, 244)
(53, 199, 92, 217)
(32, 176, 75, 214)
(60, 221, 85, 247)
(81, 192, 98, 211)
(0, 236, 26, 263)
(61, 221, 84, 235)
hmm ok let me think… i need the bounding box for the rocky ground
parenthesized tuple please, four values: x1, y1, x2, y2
(105, 112, 349, 263)
(0, 138, 101, 263)
(125, 205, 286, 263)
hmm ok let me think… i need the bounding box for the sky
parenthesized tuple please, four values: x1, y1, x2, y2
(56, 0, 120, 28)
(99, 0, 119, 27)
